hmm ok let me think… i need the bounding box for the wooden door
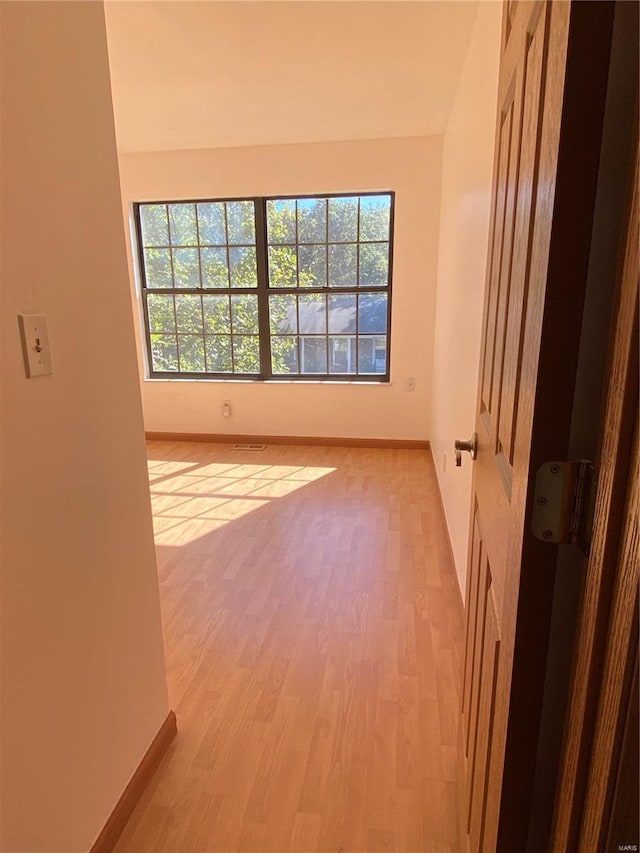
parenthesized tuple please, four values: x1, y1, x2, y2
(552, 146, 639, 851)
(459, 2, 615, 850)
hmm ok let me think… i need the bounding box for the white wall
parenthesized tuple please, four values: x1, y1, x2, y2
(104, 1, 478, 152)
(430, 2, 502, 598)
(0, 4, 170, 851)
(117, 136, 442, 440)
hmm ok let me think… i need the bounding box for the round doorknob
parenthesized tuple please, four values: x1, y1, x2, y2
(454, 433, 478, 466)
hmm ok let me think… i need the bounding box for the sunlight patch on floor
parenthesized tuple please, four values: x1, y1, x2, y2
(147, 459, 336, 546)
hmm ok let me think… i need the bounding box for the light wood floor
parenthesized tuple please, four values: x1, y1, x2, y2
(115, 441, 464, 853)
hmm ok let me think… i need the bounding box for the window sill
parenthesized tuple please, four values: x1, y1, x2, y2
(142, 377, 392, 386)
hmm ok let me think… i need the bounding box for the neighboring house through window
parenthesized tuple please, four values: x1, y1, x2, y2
(135, 192, 394, 381)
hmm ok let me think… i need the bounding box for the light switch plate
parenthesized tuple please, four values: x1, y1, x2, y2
(18, 314, 53, 378)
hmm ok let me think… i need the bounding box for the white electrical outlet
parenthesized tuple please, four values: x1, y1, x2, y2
(18, 314, 53, 378)
(405, 377, 416, 392)
(222, 400, 231, 417)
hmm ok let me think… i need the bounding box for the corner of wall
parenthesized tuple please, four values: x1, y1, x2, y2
(429, 0, 502, 602)
(0, 4, 170, 850)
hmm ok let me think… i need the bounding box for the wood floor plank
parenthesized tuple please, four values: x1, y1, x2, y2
(114, 442, 464, 852)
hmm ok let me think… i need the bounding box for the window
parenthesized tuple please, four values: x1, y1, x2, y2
(135, 192, 394, 380)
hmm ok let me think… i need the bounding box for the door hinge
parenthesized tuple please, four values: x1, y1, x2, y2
(531, 460, 596, 554)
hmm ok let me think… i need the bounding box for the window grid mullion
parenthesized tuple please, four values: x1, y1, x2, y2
(294, 200, 300, 288)
(221, 204, 238, 373)
(144, 286, 387, 296)
(142, 242, 255, 249)
(295, 295, 301, 375)
(257, 286, 386, 295)
(166, 201, 182, 371)
(193, 203, 208, 372)
(144, 286, 259, 293)
(323, 199, 329, 376)
(355, 198, 361, 374)
(294, 200, 301, 373)
(223, 203, 231, 288)
(255, 198, 272, 379)
(228, 292, 235, 373)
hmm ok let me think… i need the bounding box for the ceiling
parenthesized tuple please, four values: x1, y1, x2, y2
(104, 1, 478, 152)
